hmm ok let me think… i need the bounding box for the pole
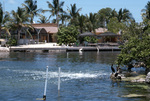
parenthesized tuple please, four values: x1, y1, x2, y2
(58, 67, 61, 91)
(43, 66, 49, 100)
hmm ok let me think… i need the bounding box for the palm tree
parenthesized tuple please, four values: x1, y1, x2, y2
(142, 1, 150, 20)
(98, 8, 112, 27)
(11, 7, 31, 41)
(86, 13, 98, 32)
(110, 9, 118, 18)
(0, 2, 10, 38)
(22, 0, 41, 24)
(77, 15, 86, 33)
(59, 12, 70, 26)
(117, 8, 133, 22)
(37, 15, 50, 23)
(43, 0, 64, 26)
(67, 4, 82, 25)
(141, 1, 150, 31)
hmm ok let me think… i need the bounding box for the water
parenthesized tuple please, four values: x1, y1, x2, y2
(0, 52, 150, 101)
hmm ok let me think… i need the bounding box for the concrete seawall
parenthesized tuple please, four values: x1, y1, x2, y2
(9, 43, 121, 52)
(0, 47, 10, 52)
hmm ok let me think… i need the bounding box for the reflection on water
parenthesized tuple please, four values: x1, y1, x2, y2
(0, 51, 149, 101)
(0, 52, 9, 60)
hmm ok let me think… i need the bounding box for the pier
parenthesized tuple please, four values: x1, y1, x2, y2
(9, 43, 121, 52)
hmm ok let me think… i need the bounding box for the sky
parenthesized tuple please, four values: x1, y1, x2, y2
(2, 0, 150, 23)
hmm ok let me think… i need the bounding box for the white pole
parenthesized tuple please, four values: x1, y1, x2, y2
(58, 67, 61, 91)
(43, 66, 49, 100)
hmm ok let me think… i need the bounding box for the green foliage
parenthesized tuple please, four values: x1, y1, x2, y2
(77, 14, 86, 33)
(11, 7, 32, 41)
(67, 3, 82, 25)
(141, 1, 150, 21)
(121, 21, 143, 41)
(0, 2, 11, 38)
(97, 7, 113, 27)
(83, 36, 98, 43)
(7, 37, 17, 46)
(0, 2, 3, 24)
(44, 0, 64, 25)
(86, 13, 98, 32)
(57, 25, 80, 45)
(107, 17, 125, 34)
(22, 0, 42, 23)
(116, 34, 150, 68)
(117, 8, 134, 22)
(37, 15, 50, 23)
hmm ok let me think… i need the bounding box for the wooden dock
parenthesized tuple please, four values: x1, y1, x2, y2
(10, 46, 121, 52)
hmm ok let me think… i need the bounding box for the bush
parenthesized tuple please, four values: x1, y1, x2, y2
(7, 38, 17, 46)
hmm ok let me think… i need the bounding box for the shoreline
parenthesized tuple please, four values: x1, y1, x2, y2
(3, 43, 121, 52)
(0, 47, 10, 52)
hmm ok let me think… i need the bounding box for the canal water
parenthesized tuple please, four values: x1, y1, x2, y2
(0, 51, 149, 101)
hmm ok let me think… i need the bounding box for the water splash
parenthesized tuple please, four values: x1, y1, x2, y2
(11, 69, 109, 82)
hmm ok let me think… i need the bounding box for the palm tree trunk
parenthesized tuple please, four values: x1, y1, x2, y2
(0, 27, 1, 38)
(17, 29, 21, 45)
(57, 0, 59, 28)
(56, 14, 59, 27)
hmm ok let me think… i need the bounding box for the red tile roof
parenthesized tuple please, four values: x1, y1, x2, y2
(32, 23, 58, 34)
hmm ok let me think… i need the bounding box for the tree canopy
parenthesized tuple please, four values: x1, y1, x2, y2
(116, 1, 150, 68)
(116, 34, 150, 68)
(57, 25, 79, 45)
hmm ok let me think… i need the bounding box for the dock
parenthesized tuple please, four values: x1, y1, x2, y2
(9, 43, 121, 52)
(0, 47, 10, 52)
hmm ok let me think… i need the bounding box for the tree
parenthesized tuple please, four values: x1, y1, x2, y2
(116, 34, 150, 68)
(77, 14, 86, 33)
(107, 17, 123, 34)
(11, 7, 31, 41)
(67, 4, 82, 25)
(141, 1, 150, 31)
(0, 2, 10, 38)
(57, 25, 79, 45)
(110, 9, 118, 18)
(117, 8, 134, 22)
(44, 0, 64, 26)
(86, 13, 98, 32)
(22, 0, 41, 24)
(83, 36, 98, 43)
(37, 15, 50, 23)
(97, 8, 112, 27)
(59, 12, 70, 26)
(142, 1, 150, 20)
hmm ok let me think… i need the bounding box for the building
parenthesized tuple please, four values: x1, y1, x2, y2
(12, 23, 58, 45)
(97, 32, 121, 43)
(31, 23, 58, 43)
(95, 27, 108, 35)
(95, 28, 121, 43)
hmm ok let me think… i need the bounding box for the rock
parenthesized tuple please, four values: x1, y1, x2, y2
(145, 72, 150, 84)
(122, 75, 146, 83)
(131, 78, 145, 83)
(122, 94, 146, 98)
